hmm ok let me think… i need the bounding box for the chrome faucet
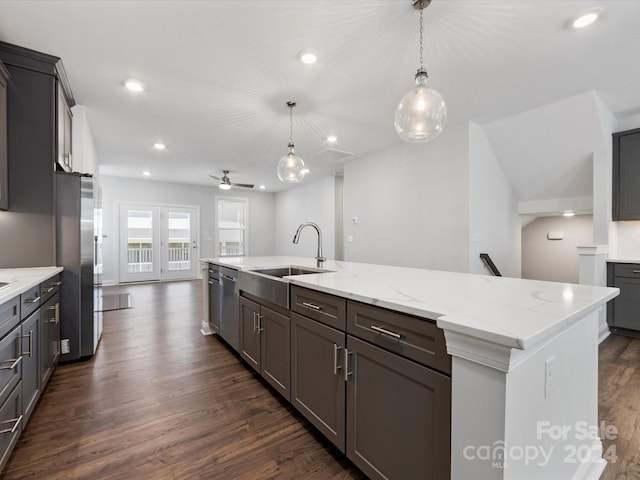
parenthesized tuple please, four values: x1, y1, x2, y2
(293, 222, 326, 265)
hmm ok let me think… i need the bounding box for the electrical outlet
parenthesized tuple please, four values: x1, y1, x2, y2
(545, 356, 555, 398)
(61, 338, 70, 354)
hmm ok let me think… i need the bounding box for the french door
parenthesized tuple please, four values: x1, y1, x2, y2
(119, 204, 199, 283)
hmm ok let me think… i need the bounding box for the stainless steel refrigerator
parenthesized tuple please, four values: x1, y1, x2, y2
(56, 172, 103, 362)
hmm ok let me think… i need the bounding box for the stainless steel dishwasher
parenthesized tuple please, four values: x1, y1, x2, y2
(219, 266, 240, 352)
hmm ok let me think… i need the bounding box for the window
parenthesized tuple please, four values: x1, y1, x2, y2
(216, 197, 248, 256)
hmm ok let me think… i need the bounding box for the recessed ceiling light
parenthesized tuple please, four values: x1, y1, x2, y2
(563, 211, 575, 217)
(572, 8, 602, 28)
(298, 50, 318, 64)
(143, 171, 151, 176)
(153, 142, 166, 150)
(326, 135, 338, 143)
(259, 185, 266, 190)
(125, 79, 145, 92)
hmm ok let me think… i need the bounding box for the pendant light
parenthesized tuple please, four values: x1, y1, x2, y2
(394, 0, 447, 143)
(277, 101, 307, 183)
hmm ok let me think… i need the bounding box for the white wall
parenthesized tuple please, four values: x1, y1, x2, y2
(522, 215, 593, 283)
(100, 176, 275, 284)
(468, 122, 521, 277)
(343, 124, 469, 272)
(274, 176, 336, 259)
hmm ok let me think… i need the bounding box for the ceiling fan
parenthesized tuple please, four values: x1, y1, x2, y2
(209, 170, 254, 190)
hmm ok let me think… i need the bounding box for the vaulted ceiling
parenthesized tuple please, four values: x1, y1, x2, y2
(0, 1, 639, 192)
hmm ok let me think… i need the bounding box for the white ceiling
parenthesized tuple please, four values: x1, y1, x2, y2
(0, 0, 639, 192)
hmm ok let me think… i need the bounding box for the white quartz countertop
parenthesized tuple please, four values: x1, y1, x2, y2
(606, 258, 640, 264)
(0, 267, 64, 305)
(200, 256, 618, 351)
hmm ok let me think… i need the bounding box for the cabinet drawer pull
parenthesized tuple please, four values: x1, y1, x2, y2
(0, 415, 23, 435)
(633, 270, 640, 274)
(332, 344, 342, 375)
(208, 280, 215, 285)
(208, 269, 214, 275)
(51, 281, 62, 287)
(343, 348, 353, 382)
(370, 325, 402, 340)
(302, 302, 321, 311)
(0, 357, 22, 371)
(24, 296, 41, 305)
(44, 286, 54, 293)
(21, 330, 33, 357)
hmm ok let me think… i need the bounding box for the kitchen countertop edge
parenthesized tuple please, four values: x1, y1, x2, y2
(0, 266, 64, 305)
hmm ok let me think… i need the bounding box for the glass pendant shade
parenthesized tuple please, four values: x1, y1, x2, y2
(395, 71, 447, 143)
(277, 143, 307, 183)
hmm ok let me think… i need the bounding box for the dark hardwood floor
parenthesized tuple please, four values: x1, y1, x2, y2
(599, 333, 640, 480)
(1, 281, 365, 480)
(3, 280, 640, 479)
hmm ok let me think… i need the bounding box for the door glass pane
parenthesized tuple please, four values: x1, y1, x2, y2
(167, 211, 191, 271)
(127, 210, 153, 273)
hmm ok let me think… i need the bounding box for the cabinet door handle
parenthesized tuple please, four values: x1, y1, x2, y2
(332, 344, 342, 375)
(221, 274, 237, 282)
(48, 304, 59, 324)
(0, 357, 22, 371)
(24, 296, 41, 305)
(370, 325, 402, 340)
(0, 415, 23, 435)
(256, 314, 264, 334)
(343, 348, 353, 382)
(21, 331, 33, 357)
(252, 312, 257, 333)
(302, 302, 321, 311)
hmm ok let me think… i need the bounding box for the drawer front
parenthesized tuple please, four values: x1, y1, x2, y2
(208, 263, 220, 280)
(20, 285, 41, 321)
(347, 301, 450, 375)
(291, 285, 346, 330)
(0, 326, 21, 405)
(41, 274, 62, 302)
(614, 263, 640, 279)
(0, 380, 23, 473)
(0, 297, 20, 340)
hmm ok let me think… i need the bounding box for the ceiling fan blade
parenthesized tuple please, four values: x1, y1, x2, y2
(209, 174, 222, 181)
(231, 183, 255, 189)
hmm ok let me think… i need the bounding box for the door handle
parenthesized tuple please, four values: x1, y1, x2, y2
(343, 348, 353, 382)
(333, 344, 342, 375)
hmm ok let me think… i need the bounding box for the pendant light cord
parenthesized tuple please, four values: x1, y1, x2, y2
(289, 104, 293, 144)
(419, 1, 424, 72)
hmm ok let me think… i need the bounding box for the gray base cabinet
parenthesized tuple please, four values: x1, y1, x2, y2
(0, 274, 60, 473)
(20, 310, 40, 425)
(239, 296, 291, 401)
(346, 335, 451, 480)
(607, 262, 640, 332)
(291, 312, 346, 452)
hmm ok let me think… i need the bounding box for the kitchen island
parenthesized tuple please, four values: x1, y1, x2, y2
(202, 256, 618, 480)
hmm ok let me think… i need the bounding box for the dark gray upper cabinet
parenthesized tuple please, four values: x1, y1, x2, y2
(613, 128, 640, 220)
(57, 82, 73, 172)
(0, 60, 8, 211)
(0, 41, 75, 267)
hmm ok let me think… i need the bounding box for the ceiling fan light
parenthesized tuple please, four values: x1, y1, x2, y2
(219, 183, 232, 190)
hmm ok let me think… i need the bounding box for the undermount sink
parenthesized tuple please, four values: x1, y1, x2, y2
(238, 265, 333, 308)
(250, 266, 331, 278)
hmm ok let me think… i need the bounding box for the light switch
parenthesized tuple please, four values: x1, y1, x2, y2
(347, 235, 354, 243)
